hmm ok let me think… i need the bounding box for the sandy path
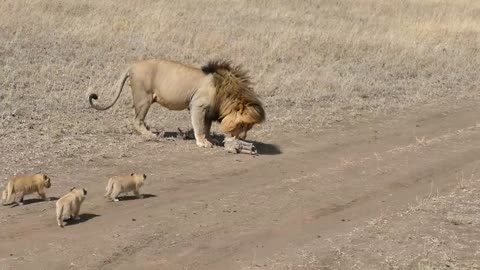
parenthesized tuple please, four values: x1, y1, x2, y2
(1, 105, 479, 270)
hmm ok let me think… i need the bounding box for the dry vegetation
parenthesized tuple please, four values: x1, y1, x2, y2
(1, 0, 480, 268)
(1, 0, 479, 175)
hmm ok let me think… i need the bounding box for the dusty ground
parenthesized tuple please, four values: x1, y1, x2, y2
(2, 104, 480, 270)
(1, 0, 480, 269)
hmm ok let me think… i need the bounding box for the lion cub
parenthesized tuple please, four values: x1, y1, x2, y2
(105, 173, 146, 202)
(56, 187, 87, 228)
(2, 174, 52, 206)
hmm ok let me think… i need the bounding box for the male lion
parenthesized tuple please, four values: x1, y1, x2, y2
(89, 59, 265, 148)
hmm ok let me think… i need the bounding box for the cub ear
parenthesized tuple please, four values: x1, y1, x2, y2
(70, 187, 76, 191)
(83, 188, 88, 195)
(43, 174, 48, 180)
(143, 174, 147, 179)
(130, 173, 135, 176)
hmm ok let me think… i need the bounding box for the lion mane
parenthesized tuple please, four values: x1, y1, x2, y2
(202, 60, 266, 133)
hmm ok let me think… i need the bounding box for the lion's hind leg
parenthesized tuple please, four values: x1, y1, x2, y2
(110, 184, 121, 202)
(130, 81, 155, 138)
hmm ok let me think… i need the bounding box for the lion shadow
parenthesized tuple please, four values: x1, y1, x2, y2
(114, 194, 157, 201)
(212, 133, 282, 155)
(248, 141, 282, 155)
(64, 213, 100, 227)
(7, 196, 60, 207)
(160, 130, 282, 155)
(159, 129, 194, 140)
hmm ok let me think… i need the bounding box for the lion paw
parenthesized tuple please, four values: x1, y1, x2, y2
(196, 139, 214, 148)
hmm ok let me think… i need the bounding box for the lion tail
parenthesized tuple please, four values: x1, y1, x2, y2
(89, 69, 130, 111)
(104, 178, 114, 197)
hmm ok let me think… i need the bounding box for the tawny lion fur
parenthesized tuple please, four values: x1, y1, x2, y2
(104, 173, 146, 202)
(89, 59, 265, 147)
(56, 187, 87, 228)
(2, 174, 51, 206)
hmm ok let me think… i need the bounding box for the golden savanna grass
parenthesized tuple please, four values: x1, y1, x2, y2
(0, 0, 479, 172)
(1, 1, 480, 268)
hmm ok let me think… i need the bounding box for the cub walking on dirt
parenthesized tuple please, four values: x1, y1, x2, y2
(2, 174, 52, 206)
(104, 173, 146, 202)
(56, 187, 87, 228)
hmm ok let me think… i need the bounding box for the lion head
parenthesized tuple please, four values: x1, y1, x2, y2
(42, 174, 51, 188)
(202, 60, 266, 139)
(130, 173, 147, 183)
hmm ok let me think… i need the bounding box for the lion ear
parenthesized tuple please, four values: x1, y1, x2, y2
(70, 187, 76, 191)
(130, 173, 135, 176)
(43, 174, 48, 180)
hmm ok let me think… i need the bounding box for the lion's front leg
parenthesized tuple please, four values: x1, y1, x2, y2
(204, 118, 220, 146)
(190, 105, 213, 148)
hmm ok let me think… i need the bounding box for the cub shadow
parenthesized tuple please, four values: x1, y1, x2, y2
(64, 213, 100, 227)
(115, 194, 157, 201)
(160, 130, 282, 155)
(8, 196, 59, 207)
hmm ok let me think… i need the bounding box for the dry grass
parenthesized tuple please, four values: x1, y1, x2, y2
(0, 0, 479, 180)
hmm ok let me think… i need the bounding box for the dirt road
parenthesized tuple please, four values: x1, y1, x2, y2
(1, 104, 479, 270)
